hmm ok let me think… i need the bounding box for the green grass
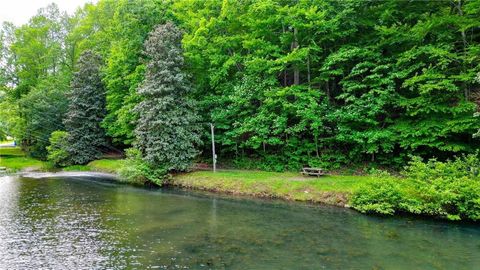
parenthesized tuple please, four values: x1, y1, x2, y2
(63, 159, 124, 174)
(62, 165, 91, 171)
(88, 159, 125, 173)
(0, 147, 124, 174)
(173, 170, 384, 206)
(0, 147, 47, 171)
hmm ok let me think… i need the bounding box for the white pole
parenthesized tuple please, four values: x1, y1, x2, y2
(210, 123, 216, 172)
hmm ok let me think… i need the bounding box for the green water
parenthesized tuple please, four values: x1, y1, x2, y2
(0, 176, 479, 269)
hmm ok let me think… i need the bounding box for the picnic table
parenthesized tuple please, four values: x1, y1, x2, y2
(301, 167, 325, 177)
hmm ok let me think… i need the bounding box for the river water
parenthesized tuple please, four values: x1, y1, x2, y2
(0, 176, 479, 269)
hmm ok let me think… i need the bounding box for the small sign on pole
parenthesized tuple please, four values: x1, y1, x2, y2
(210, 123, 216, 172)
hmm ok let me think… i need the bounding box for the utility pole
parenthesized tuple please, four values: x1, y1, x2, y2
(210, 123, 216, 172)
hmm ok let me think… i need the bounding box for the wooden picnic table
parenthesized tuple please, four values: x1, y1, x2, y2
(301, 167, 325, 177)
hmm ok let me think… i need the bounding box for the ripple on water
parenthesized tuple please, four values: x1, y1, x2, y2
(0, 176, 479, 269)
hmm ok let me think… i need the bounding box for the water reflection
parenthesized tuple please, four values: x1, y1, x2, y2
(0, 176, 125, 269)
(0, 176, 479, 269)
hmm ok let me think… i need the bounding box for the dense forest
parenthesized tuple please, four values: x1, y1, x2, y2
(1, 0, 480, 173)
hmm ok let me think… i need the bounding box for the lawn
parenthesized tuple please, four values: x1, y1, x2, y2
(63, 159, 125, 174)
(0, 147, 46, 171)
(173, 170, 384, 206)
(0, 146, 125, 174)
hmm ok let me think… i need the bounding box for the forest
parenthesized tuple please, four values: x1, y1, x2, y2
(1, 0, 480, 171)
(2, 0, 480, 220)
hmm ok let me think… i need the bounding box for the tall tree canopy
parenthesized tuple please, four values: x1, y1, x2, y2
(135, 22, 201, 172)
(0, 5, 71, 158)
(173, 0, 480, 169)
(1, 0, 480, 171)
(64, 50, 106, 165)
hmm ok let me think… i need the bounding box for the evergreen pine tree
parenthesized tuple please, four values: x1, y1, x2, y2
(64, 50, 107, 164)
(135, 22, 201, 172)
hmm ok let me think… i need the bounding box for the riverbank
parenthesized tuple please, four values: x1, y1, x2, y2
(0, 147, 123, 173)
(172, 170, 378, 207)
(1, 147, 372, 207)
(5, 146, 479, 221)
(0, 147, 45, 171)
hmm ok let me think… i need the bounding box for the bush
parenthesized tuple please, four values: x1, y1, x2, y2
(351, 155, 480, 221)
(350, 177, 404, 215)
(367, 167, 392, 178)
(46, 131, 71, 167)
(118, 148, 168, 186)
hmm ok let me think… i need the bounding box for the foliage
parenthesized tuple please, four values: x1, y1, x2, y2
(350, 177, 405, 215)
(64, 50, 107, 165)
(102, 0, 171, 145)
(175, 0, 480, 169)
(15, 78, 68, 159)
(1, 0, 480, 175)
(351, 155, 480, 221)
(0, 5, 71, 159)
(134, 22, 202, 173)
(118, 148, 167, 185)
(46, 131, 70, 167)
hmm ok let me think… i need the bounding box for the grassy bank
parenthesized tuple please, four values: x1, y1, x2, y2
(4, 146, 478, 221)
(0, 147, 124, 174)
(172, 170, 379, 206)
(0, 147, 46, 171)
(63, 157, 375, 207)
(63, 159, 125, 174)
(1, 146, 369, 207)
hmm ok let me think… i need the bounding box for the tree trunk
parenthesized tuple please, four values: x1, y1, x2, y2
(292, 27, 299, 85)
(454, 0, 470, 100)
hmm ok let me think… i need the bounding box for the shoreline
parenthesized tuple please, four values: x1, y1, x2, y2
(170, 175, 351, 208)
(18, 171, 118, 180)
(7, 169, 480, 223)
(10, 169, 352, 208)
(4, 146, 478, 222)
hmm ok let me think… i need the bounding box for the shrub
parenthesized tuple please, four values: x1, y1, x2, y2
(367, 167, 392, 178)
(118, 148, 168, 186)
(402, 156, 480, 221)
(46, 131, 71, 167)
(351, 155, 480, 221)
(350, 177, 404, 215)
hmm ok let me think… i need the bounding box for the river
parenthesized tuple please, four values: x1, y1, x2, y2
(0, 175, 479, 269)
